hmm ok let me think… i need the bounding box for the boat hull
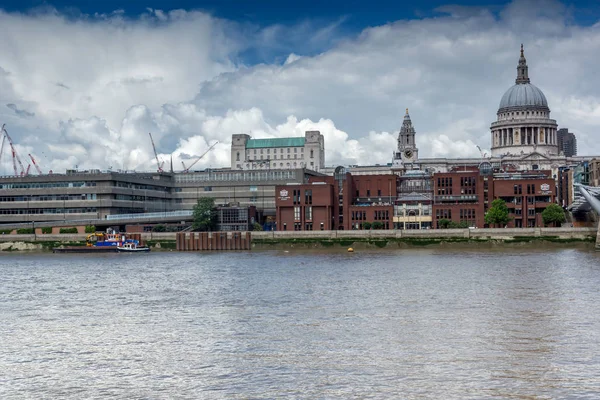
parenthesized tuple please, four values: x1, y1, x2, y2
(116, 247, 151, 253)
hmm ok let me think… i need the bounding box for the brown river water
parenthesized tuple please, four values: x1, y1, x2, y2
(1, 248, 600, 399)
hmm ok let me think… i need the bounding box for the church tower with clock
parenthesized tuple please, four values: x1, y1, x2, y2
(397, 108, 418, 163)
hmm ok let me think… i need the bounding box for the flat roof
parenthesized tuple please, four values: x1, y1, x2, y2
(246, 137, 305, 149)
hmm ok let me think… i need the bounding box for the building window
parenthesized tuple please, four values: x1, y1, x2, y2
(283, 223, 287, 231)
(320, 222, 324, 230)
(305, 222, 313, 230)
(310, 149, 314, 158)
(377, 189, 381, 196)
(294, 206, 301, 221)
(294, 148, 297, 153)
(236, 152, 240, 161)
(305, 206, 312, 221)
(287, 148, 290, 153)
(305, 189, 312, 204)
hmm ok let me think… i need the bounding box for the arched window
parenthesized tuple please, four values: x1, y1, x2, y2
(310, 149, 314, 158)
(236, 152, 240, 161)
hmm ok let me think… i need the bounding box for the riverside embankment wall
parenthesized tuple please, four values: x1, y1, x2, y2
(0, 228, 596, 243)
(0, 227, 597, 251)
(250, 227, 597, 241)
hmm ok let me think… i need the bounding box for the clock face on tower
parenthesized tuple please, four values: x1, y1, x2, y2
(404, 149, 413, 159)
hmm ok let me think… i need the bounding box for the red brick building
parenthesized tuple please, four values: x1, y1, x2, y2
(276, 171, 397, 230)
(432, 168, 556, 228)
(491, 171, 555, 228)
(275, 183, 334, 231)
(432, 168, 487, 229)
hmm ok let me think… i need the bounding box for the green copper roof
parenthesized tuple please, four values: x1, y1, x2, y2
(246, 137, 305, 149)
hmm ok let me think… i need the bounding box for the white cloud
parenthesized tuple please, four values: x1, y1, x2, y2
(1, 0, 600, 175)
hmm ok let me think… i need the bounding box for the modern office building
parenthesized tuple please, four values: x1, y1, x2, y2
(0, 171, 172, 224)
(0, 168, 324, 226)
(557, 128, 578, 157)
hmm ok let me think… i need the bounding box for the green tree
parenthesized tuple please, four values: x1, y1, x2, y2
(485, 199, 511, 227)
(252, 222, 263, 231)
(362, 221, 372, 230)
(437, 219, 451, 229)
(372, 221, 384, 229)
(192, 198, 218, 231)
(448, 221, 469, 229)
(152, 224, 167, 232)
(542, 203, 566, 226)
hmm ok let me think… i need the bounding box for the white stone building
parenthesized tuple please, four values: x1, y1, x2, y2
(490, 44, 558, 157)
(231, 131, 325, 171)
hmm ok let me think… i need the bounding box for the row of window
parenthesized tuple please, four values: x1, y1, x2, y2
(0, 208, 97, 215)
(252, 147, 303, 154)
(282, 222, 325, 231)
(356, 189, 383, 197)
(374, 210, 390, 220)
(459, 209, 476, 219)
(114, 182, 168, 192)
(460, 177, 477, 187)
(0, 194, 97, 202)
(114, 195, 167, 202)
(237, 148, 315, 160)
(174, 170, 298, 183)
(499, 110, 549, 119)
(513, 208, 537, 217)
(351, 211, 367, 221)
(292, 189, 313, 205)
(240, 161, 315, 169)
(293, 206, 313, 221)
(437, 177, 453, 187)
(0, 181, 97, 189)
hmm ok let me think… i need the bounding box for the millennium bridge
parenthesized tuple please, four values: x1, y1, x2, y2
(571, 184, 600, 249)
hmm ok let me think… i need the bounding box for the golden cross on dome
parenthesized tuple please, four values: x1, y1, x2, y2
(405, 108, 409, 114)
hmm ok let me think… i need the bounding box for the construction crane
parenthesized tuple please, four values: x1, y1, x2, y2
(476, 145, 488, 159)
(182, 141, 219, 173)
(0, 134, 5, 166)
(1, 124, 26, 176)
(148, 132, 164, 173)
(28, 154, 43, 175)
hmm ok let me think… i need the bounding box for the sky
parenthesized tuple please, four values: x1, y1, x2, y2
(1, 0, 600, 174)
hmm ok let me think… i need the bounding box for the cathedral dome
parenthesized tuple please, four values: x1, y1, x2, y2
(499, 83, 548, 110)
(497, 44, 550, 113)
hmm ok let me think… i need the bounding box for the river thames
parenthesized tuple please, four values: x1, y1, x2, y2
(1, 248, 600, 399)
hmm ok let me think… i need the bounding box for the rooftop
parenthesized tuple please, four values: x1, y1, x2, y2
(246, 137, 305, 149)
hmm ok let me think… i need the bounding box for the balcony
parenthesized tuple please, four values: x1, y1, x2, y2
(434, 195, 479, 203)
